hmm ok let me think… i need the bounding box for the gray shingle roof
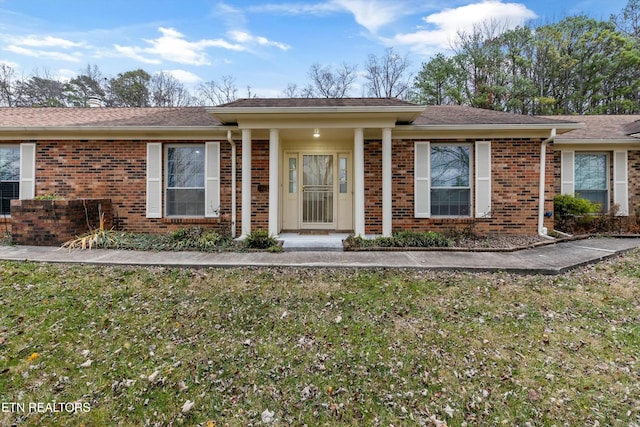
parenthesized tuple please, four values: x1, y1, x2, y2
(543, 115, 640, 140)
(218, 98, 418, 108)
(0, 107, 221, 127)
(415, 106, 578, 126)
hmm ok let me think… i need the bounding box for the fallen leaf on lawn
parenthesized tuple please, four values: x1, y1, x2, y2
(79, 359, 92, 368)
(261, 409, 275, 424)
(148, 370, 160, 382)
(181, 400, 194, 413)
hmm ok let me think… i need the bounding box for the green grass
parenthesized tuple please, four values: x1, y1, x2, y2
(1, 252, 640, 426)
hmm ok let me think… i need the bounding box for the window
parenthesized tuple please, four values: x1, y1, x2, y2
(575, 153, 608, 209)
(0, 146, 19, 215)
(147, 142, 219, 219)
(430, 144, 471, 216)
(166, 145, 205, 216)
(415, 141, 490, 219)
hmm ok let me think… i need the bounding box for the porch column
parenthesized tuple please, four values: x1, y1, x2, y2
(268, 129, 279, 236)
(382, 127, 392, 237)
(241, 129, 252, 237)
(354, 128, 365, 236)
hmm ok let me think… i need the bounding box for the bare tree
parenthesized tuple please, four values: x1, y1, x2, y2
(307, 63, 357, 98)
(364, 48, 412, 99)
(197, 75, 238, 105)
(0, 64, 18, 106)
(282, 83, 300, 98)
(150, 72, 195, 106)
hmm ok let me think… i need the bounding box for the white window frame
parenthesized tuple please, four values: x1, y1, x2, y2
(146, 142, 220, 219)
(429, 142, 473, 218)
(574, 151, 610, 212)
(0, 144, 21, 216)
(165, 144, 206, 218)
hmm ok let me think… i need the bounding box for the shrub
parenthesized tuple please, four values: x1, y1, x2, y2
(554, 194, 601, 233)
(243, 230, 279, 250)
(345, 230, 451, 249)
(554, 194, 600, 220)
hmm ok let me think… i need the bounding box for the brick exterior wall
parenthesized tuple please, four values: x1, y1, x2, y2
(10, 198, 113, 246)
(554, 149, 640, 218)
(384, 138, 553, 236)
(11, 140, 233, 236)
(3, 136, 556, 241)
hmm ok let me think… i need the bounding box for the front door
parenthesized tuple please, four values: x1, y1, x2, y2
(282, 151, 352, 231)
(302, 154, 334, 229)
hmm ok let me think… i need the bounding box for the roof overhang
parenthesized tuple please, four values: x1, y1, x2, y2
(393, 122, 581, 140)
(206, 105, 426, 128)
(0, 126, 229, 141)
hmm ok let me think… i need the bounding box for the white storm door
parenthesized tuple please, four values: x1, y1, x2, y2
(302, 154, 335, 229)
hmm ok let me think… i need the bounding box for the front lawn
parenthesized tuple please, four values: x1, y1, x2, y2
(1, 253, 639, 426)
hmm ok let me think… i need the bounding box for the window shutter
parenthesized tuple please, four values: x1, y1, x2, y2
(205, 141, 220, 218)
(19, 143, 36, 199)
(560, 150, 575, 195)
(475, 141, 491, 218)
(613, 150, 629, 216)
(414, 141, 430, 218)
(146, 143, 162, 218)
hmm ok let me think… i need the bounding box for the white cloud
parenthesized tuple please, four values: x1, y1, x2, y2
(11, 35, 84, 49)
(158, 69, 202, 85)
(114, 27, 289, 66)
(387, 0, 537, 55)
(6, 45, 82, 62)
(249, 0, 411, 33)
(330, 0, 409, 32)
(228, 30, 290, 50)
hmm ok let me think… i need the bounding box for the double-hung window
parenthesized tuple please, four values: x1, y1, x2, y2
(166, 145, 205, 216)
(0, 146, 20, 215)
(430, 144, 472, 216)
(575, 153, 608, 209)
(146, 142, 220, 219)
(415, 141, 491, 219)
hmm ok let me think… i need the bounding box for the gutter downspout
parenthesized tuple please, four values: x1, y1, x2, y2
(538, 128, 556, 238)
(227, 130, 237, 238)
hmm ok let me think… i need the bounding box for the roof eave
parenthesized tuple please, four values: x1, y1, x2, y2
(394, 122, 581, 138)
(0, 126, 230, 141)
(207, 105, 426, 124)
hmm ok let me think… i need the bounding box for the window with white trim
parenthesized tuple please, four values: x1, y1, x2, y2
(415, 141, 490, 218)
(0, 146, 19, 215)
(146, 142, 220, 219)
(575, 152, 608, 210)
(430, 144, 472, 216)
(166, 145, 205, 216)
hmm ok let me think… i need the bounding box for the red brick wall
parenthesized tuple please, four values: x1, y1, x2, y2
(10, 198, 113, 245)
(554, 149, 640, 218)
(385, 138, 552, 236)
(3, 136, 555, 239)
(31, 140, 232, 235)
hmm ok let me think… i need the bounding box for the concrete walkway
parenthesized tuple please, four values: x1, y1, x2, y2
(1, 237, 640, 274)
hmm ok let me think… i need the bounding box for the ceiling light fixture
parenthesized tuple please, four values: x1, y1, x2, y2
(313, 128, 320, 138)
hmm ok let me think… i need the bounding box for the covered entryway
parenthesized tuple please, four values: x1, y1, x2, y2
(282, 150, 353, 231)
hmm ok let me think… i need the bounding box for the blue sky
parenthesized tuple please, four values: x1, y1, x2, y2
(0, 0, 630, 98)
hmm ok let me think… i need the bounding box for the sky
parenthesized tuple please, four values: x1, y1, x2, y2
(0, 0, 631, 98)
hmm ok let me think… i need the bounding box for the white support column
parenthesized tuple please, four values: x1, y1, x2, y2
(241, 129, 252, 237)
(382, 127, 392, 237)
(268, 129, 280, 236)
(354, 128, 365, 236)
